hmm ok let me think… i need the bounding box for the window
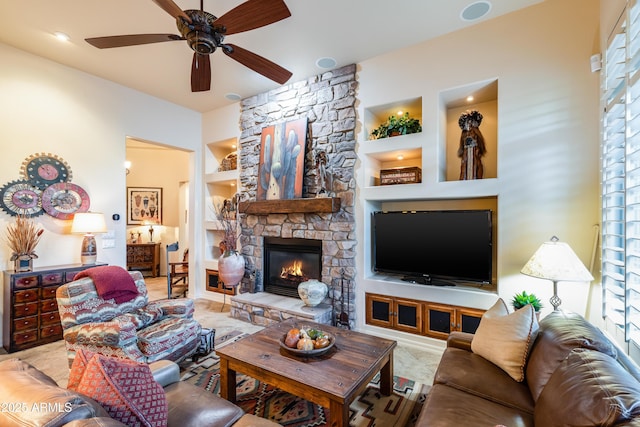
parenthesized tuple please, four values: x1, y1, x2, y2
(602, 0, 640, 354)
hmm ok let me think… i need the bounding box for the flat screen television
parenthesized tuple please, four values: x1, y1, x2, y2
(372, 209, 493, 286)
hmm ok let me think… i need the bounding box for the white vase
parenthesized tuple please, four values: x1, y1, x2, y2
(298, 279, 328, 307)
(218, 251, 245, 289)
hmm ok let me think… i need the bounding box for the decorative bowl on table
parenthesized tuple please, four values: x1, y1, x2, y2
(279, 329, 335, 357)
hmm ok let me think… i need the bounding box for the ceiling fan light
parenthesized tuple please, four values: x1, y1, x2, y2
(53, 32, 70, 42)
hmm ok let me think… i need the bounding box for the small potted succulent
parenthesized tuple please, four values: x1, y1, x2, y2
(511, 291, 543, 317)
(370, 112, 422, 140)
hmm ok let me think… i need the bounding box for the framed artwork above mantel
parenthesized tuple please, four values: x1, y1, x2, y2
(127, 187, 162, 225)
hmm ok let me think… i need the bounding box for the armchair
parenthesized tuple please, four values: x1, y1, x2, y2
(56, 268, 201, 367)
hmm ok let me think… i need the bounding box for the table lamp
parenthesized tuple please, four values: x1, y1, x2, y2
(144, 220, 158, 242)
(521, 236, 594, 311)
(71, 212, 107, 264)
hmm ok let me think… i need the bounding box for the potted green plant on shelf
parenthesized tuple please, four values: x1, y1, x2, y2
(511, 291, 543, 316)
(370, 112, 422, 140)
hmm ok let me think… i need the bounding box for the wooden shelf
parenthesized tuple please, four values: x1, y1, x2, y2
(238, 197, 341, 214)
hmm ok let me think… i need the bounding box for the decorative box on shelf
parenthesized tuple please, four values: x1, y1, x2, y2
(380, 167, 422, 185)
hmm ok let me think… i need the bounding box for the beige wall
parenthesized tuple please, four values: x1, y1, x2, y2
(356, 0, 601, 330)
(0, 42, 202, 339)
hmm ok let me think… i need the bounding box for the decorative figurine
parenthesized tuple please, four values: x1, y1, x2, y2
(457, 110, 487, 180)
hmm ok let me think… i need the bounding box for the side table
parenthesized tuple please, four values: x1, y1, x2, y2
(126, 243, 160, 277)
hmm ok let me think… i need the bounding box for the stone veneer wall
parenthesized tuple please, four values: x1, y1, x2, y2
(237, 64, 357, 328)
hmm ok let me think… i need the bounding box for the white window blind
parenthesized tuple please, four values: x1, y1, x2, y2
(602, 0, 640, 345)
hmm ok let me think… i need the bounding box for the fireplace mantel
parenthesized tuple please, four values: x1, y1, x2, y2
(238, 197, 341, 215)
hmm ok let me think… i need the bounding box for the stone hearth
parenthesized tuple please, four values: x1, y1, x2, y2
(230, 292, 332, 326)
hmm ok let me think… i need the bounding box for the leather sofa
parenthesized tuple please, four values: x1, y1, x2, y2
(416, 310, 640, 426)
(0, 357, 280, 427)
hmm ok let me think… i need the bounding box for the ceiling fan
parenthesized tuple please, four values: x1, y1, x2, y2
(85, 0, 293, 92)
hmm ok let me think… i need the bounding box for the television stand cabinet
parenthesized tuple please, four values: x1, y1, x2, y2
(365, 293, 485, 340)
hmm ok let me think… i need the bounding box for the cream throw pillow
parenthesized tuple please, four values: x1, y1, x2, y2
(471, 298, 539, 382)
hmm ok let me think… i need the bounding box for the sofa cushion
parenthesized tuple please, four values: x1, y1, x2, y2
(416, 383, 534, 427)
(526, 310, 618, 401)
(68, 348, 96, 391)
(163, 381, 245, 427)
(435, 347, 535, 414)
(73, 353, 168, 427)
(116, 305, 165, 331)
(471, 299, 539, 382)
(137, 316, 201, 362)
(0, 358, 110, 427)
(63, 419, 128, 427)
(535, 348, 640, 426)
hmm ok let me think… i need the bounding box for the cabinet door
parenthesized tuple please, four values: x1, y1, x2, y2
(394, 298, 422, 334)
(425, 303, 455, 339)
(365, 294, 393, 328)
(456, 307, 485, 334)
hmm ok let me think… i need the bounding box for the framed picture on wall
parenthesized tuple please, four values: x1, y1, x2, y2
(257, 117, 308, 200)
(127, 187, 162, 225)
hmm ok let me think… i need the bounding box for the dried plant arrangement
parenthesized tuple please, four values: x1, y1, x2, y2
(5, 214, 44, 261)
(214, 194, 239, 254)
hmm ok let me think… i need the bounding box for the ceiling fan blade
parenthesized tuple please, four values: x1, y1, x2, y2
(86, 34, 183, 49)
(151, 0, 192, 22)
(223, 44, 292, 85)
(215, 0, 291, 35)
(191, 53, 211, 92)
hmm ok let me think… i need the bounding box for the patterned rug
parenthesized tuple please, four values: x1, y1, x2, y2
(180, 333, 430, 427)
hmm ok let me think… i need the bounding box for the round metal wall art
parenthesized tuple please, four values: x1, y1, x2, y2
(0, 179, 44, 217)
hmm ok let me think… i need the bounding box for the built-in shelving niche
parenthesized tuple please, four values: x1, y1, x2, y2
(362, 97, 423, 187)
(440, 79, 498, 182)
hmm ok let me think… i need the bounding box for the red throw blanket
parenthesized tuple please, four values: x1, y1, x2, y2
(75, 266, 139, 304)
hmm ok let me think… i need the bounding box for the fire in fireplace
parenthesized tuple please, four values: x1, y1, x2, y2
(264, 237, 322, 298)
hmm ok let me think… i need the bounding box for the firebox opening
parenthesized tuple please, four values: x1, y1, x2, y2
(264, 237, 322, 298)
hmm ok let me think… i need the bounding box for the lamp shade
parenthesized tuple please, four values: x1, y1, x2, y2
(71, 212, 107, 234)
(521, 237, 594, 282)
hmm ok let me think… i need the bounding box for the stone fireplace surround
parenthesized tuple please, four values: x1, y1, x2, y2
(229, 64, 357, 329)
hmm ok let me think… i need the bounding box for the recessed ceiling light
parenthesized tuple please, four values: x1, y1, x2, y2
(225, 93, 241, 101)
(316, 57, 337, 69)
(53, 32, 70, 42)
(467, 95, 474, 102)
(397, 110, 404, 116)
(460, 1, 492, 21)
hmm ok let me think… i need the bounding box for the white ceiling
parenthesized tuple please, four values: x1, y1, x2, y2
(0, 0, 543, 113)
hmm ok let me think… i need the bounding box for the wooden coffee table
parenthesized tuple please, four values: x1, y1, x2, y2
(216, 318, 397, 427)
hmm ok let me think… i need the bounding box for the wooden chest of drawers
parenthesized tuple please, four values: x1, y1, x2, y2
(3, 263, 106, 353)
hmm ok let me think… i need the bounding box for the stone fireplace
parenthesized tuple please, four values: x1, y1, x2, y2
(230, 64, 358, 329)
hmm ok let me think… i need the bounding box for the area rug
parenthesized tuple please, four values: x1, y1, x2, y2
(182, 347, 430, 427)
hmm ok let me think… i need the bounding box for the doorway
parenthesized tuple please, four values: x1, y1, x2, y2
(125, 138, 191, 278)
